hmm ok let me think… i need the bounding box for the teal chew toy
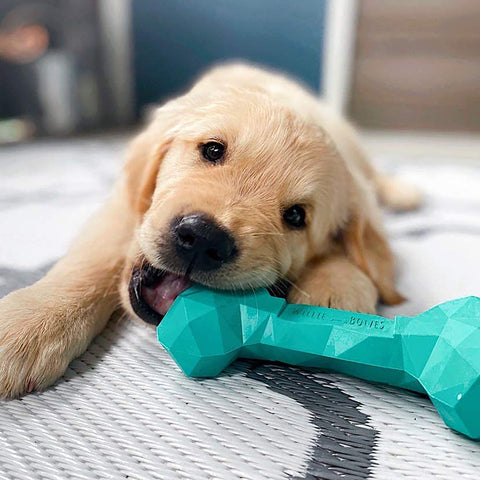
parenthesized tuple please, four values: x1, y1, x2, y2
(157, 286, 480, 439)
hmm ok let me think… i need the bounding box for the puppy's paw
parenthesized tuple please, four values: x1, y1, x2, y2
(289, 286, 377, 314)
(0, 288, 79, 398)
(288, 258, 379, 314)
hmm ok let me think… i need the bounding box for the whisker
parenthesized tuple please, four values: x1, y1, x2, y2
(279, 277, 311, 300)
(258, 262, 312, 300)
(236, 232, 285, 238)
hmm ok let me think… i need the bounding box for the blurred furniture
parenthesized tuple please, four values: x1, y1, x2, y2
(0, 0, 133, 138)
(349, 0, 480, 131)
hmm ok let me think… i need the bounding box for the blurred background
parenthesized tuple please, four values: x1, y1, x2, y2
(0, 0, 479, 158)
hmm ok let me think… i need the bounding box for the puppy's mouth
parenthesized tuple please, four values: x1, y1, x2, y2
(129, 265, 193, 325)
(129, 263, 291, 326)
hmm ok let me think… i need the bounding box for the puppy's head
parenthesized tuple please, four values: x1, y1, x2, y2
(122, 88, 398, 324)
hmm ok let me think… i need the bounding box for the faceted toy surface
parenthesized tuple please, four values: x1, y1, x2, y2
(157, 285, 480, 440)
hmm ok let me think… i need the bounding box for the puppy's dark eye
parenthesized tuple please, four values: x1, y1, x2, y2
(202, 142, 225, 163)
(283, 205, 306, 229)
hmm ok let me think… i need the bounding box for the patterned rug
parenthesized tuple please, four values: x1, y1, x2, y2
(0, 136, 479, 479)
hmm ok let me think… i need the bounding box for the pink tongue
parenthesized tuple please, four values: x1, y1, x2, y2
(142, 273, 192, 316)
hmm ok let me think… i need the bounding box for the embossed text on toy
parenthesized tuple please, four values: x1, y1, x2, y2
(289, 306, 389, 331)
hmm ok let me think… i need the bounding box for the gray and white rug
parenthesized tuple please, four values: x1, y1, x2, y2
(0, 136, 479, 480)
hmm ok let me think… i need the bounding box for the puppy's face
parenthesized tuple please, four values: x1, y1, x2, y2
(126, 93, 348, 324)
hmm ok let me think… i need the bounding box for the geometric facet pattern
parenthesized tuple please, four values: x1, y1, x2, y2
(158, 286, 480, 440)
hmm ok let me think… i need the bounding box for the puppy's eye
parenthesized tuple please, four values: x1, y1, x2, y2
(202, 142, 225, 163)
(283, 205, 306, 229)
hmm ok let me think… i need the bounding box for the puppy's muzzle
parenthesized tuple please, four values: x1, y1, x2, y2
(173, 214, 237, 272)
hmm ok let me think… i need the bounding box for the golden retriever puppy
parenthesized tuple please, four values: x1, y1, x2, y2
(0, 63, 420, 398)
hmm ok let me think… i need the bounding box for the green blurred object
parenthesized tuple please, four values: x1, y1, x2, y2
(157, 285, 480, 440)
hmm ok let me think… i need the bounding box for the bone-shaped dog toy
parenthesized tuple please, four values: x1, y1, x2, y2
(157, 286, 480, 439)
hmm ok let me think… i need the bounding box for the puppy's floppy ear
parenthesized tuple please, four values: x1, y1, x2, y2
(342, 202, 405, 306)
(123, 103, 182, 215)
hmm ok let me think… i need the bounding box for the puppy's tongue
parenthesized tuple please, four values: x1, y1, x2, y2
(142, 273, 192, 316)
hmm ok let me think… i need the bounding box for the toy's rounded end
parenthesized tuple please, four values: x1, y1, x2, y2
(431, 381, 480, 440)
(411, 295, 480, 439)
(157, 285, 247, 377)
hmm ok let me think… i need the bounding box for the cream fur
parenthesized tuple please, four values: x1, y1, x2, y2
(0, 63, 419, 398)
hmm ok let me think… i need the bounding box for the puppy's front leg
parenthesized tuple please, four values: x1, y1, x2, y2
(288, 255, 378, 314)
(0, 187, 135, 398)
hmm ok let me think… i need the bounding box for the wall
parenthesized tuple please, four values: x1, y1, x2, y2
(132, 0, 326, 113)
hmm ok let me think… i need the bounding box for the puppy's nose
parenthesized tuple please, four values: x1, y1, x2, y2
(173, 214, 237, 271)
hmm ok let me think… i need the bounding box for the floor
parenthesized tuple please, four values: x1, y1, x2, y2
(362, 130, 480, 166)
(1, 131, 480, 479)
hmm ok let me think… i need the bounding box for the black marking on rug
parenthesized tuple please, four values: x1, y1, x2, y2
(245, 362, 377, 480)
(0, 263, 53, 298)
(0, 264, 379, 479)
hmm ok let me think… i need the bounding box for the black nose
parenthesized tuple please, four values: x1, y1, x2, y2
(173, 214, 237, 271)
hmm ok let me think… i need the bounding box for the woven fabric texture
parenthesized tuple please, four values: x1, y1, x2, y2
(0, 137, 479, 479)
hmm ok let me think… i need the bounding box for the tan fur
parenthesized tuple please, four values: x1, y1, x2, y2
(0, 63, 419, 398)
